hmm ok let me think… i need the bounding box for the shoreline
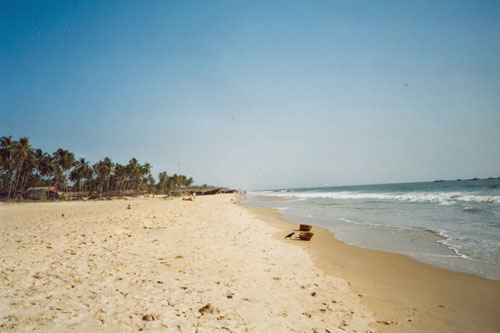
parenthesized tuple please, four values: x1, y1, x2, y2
(243, 203, 500, 332)
(246, 193, 500, 281)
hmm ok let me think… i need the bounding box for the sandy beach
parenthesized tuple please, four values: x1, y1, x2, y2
(0, 194, 375, 332)
(3, 1, 499, 332)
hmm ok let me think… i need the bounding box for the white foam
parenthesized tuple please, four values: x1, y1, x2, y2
(436, 230, 500, 266)
(338, 217, 368, 226)
(255, 190, 500, 204)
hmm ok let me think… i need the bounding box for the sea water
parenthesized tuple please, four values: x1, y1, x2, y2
(245, 179, 500, 280)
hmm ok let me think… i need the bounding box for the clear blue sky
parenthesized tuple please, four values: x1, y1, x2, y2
(1, 0, 499, 189)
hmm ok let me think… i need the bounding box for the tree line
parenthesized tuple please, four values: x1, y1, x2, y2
(0, 136, 194, 199)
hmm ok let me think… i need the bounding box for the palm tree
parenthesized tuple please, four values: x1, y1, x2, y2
(141, 162, 152, 192)
(157, 171, 168, 193)
(40, 154, 58, 187)
(0, 136, 14, 196)
(166, 174, 179, 192)
(70, 158, 91, 197)
(93, 157, 113, 198)
(18, 151, 36, 193)
(114, 164, 128, 195)
(53, 149, 75, 192)
(126, 158, 141, 192)
(146, 174, 155, 193)
(12, 137, 33, 197)
(33, 148, 46, 181)
(0, 136, 198, 200)
(102, 157, 114, 195)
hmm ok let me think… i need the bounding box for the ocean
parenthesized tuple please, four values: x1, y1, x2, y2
(245, 179, 500, 280)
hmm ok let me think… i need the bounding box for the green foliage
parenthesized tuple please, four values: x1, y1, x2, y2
(0, 135, 199, 199)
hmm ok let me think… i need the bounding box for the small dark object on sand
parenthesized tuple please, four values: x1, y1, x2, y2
(299, 232, 314, 241)
(284, 232, 295, 239)
(61, 213, 64, 217)
(142, 314, 154, 321)
(300, 224, 312, 231)
(199, 303, 215, 315)
(127, 204, 131, 209)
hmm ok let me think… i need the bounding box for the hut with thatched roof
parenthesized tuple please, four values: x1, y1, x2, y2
(24, 187, 58, 200)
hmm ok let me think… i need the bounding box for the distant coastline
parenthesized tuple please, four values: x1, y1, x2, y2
(433, 177, 500, 183)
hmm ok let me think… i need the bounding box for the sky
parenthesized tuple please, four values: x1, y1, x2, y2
(1, 0, 499, 190)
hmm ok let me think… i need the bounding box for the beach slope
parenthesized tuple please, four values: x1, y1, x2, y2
(246, 206, 500, 333)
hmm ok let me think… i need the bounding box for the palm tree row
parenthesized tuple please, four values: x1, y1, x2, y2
(0, 136, 194, 199)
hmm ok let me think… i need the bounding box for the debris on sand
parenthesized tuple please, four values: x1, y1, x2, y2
(299, 224, 312, 231)
(199, 303, 215, 315)
(142, 314, 155, 321)
(299, 232, 314, 241)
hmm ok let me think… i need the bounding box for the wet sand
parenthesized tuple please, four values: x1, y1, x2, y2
(245, 205, 500, 333)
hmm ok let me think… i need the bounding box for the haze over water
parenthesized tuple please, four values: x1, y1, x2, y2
(247, 178, 500, 280)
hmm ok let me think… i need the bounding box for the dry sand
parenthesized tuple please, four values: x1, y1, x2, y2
(0, 194, 375, 332)
(247, 206, 500, 333)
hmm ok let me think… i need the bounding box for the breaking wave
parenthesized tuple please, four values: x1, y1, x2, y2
(255, 191, 500, 204)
